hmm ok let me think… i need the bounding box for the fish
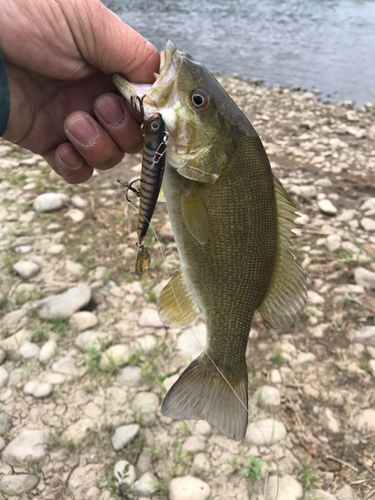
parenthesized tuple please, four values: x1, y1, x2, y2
(113, 41, 307, 441)
(135, 112, 168, 276)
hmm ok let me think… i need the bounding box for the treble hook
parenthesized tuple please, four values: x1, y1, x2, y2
(117, 179, 140, 202)
(130, 95, 145, 121)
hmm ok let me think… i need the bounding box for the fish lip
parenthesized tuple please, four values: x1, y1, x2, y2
(113, 40, 180, 118)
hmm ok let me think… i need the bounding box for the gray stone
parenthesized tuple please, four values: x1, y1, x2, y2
(116, 366, 142, 387)
(308, 489, 336, 500)
(177, 323, 207, 359)
(134, 472, 158, 497)
(33, 192, 63, 212)
(0, 412, 12, 435)
(0, 474, 39, 495)
(2, 308, 28, 331)
(2, 429, 48, 466)
(65, 259, 85, 277)
(355, 409, 375, 432)
(132, 392, 159, 418)
(69, 311, 98, 332)
(111, 424, 139, 451)
(138, 308, 164, 328)
(114, 460, 136, 490)
(0, 367, 9, 389)
(135, 335, 157, 353)
(255, 385, 281, 406)
(336, 485, 359, 500)
(34, 283, 91, 319)
(360, 217, 375, 231)
(169, 476, 210, 500)
(8, 368, 23, 386)
(246, 419, 286, 445)
(354, 267, 375, 289)
(12, 260, 40, 279)
(52, 357, 80, 375)
(289, 184, 317, 199)
(318, 199, 337, 216)
(19, 341, 40, 358)
(100, 345, 130, 369)
(39, 339, 58, 363)
(355, 326, 375, 346)
(75, 330, 112, 352)
(265, 475, 302, 500)
(137, 447, 152, 473)
(326, 234, 341, 252)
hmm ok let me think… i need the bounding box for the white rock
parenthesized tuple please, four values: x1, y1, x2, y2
(24, 380, 53, 398)
(296, 352, 316, 364)
(361, 217, 375, 231)
(318, 199, 337, 216)
(66, 208, 85, 222)
(132, 392, 159, 426)
(43, 372, 65, 384)
(355, 409, 375, 432)
(177, 323, 207, 358)
(289, 184, 317, 199)
(65, 259, 85, 277)
(114, 460, 136, 490)
(270, 369, 282, 384)
(116, 366, 142, 387)
(19, 341, 40, 358)
(0, 474, 39, 495)
(325, 408, 340, 433)
(12, 260, 40, 279)
(355, 326, 375, 345)
(100, 344, 129, 369)
(33, 192, 63, 212)
(0, 367, 9, 389)
(255, 385, 281, 406)
(48, 244, 64, 254)
(52, 357, 80, 375)
(169, 476, 210, 500)
(337, 209, 356, 222)
(15, 245, 33, 254)
(326, 234, 341, 252)
(307, 291, 325, 305)
(2, 429, 48, 466)
(75, 330, 112, 352)
(134, 472, 158, 497)
(246, 419, 286, 445)
(354, 267, 375, 289)
(69, 310, 98, 332)
(138, 308, 164, 328)
(2, 329, 29, 351)
(195, 420, 212, 437)
(33, 283, 91, 319)
(181, 436, 206, 454)
(135, 335, 157, 353)
(71, 195, 88, 208)
(111, 424, 139, 451)
(39, 339, 58, 363)
(265, 475, 302, 500)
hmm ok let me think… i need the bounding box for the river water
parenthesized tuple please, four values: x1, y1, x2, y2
(103, 0, 375, 107)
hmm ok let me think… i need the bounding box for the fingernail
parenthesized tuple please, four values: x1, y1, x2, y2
(59, 146, 82, 170)
(66, 117, 98, 147)
(96, 98, 127, 127)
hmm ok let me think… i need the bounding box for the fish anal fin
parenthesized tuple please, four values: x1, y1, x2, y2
(162, 353, 248, 441)
(181, 185, 210, 244)
(258, 176, 307, 329)
(157, 270, 200, 328)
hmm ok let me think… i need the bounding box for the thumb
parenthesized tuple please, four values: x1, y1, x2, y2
(62, 0, 160, 82)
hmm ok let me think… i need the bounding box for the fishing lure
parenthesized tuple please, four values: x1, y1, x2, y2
(135, 112, 168, 276)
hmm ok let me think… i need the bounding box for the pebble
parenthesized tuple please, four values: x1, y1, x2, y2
(307, 290, 325, 305)
(318, 199, 337, 215)
(48, 244, 64, 254)
(354, 267, 375, 289)
(289, 184, 317, 199)
(39, 339, 58, 363)
(355, 326, 375, 346)
(100, 344, 130, 369)
(246, 419, 286, 445)
(296, 352, 316, 364)
(0, 474, 39, 495)
(181, 436, 206, 454)
(3, 329, 29, 351)
(2, 429, 48, 466)
(138, 307, 164, 328)
(0, 412, 12, 434)
(43, 372, 65, 384)
(326, 234, 341, 252)
(2, 308, 28, 331)
(65, 208, 85, 222)
(12, 260, 40, 279)
(33, 283, 91, 319)
(135, 334, 157, 353)
(176, 323, 207, 358)
(64, 418, 95, 443)
(169, 476, 210, 500)
(0, 367, 9, 389)
(111, 424, 140, 451)
(355, 409, 375, 432)
(65, 259, 85, 277)
(325, 408, 340, 433)
(132, 392, 159, 426)
(255, 385, 281, 406)
(114, 460, 136, 490)
(137, 447, 152, 473)
(134, 472, 158, 497)
(15, 244, 32, 253)
(71, 194, 88, 208)
(265, 475, 302, 500)
(336, 485, 359, 500)
(360, 217, 375, 231)
(69, 310, 98, 332)
(52, 357, 80, 375)
(75, 330, 112, 352)
(33, 192, 63, 212)
(270, 369, 282, 384)
(19, 340, 40, 358)
(24, 380, 53, 398)
(116, 366, 142, 387)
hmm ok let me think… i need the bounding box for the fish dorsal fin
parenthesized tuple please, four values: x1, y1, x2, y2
(258, 176, 307, 329)
(181, 185, 210, 244)
(158, 270, 201, 328)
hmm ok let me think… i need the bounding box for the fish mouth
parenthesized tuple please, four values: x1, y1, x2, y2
(113, 40, 180, 119)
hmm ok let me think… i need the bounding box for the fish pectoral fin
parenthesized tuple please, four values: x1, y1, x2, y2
(180, 186, 210, 244)
(157, 187, 166, 203)
(157, 270, 201, 328)
(258, 176, 307, 329)
(161, 353, 248, 441)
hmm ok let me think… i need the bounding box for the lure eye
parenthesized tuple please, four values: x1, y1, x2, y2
(190, 90, 210, 110)
(150, 120, 160, 131)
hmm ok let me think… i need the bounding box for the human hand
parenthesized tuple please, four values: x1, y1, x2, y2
(0, 0, 159, 183)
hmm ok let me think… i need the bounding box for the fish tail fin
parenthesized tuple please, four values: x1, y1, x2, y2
(161, 353, 248, 441)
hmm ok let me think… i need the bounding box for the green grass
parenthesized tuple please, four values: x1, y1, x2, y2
(270, 346, 287, 366)
(297, 456, 320, 492)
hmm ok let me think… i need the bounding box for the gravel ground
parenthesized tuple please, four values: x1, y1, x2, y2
(0, 78, 375, 500)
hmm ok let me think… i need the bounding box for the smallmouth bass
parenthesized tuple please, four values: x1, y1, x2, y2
(114, 42, 307, 441)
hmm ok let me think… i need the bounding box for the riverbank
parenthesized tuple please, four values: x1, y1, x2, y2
(0, 78, 375, 500)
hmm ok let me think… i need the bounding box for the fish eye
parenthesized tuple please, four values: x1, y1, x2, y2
(190, 90, 210, 109)
(150, 120, 160, 131)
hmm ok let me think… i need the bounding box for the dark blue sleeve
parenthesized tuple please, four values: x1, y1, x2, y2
(0, 50, 10, 136)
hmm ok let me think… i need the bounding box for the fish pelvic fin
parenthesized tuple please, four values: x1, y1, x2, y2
(158, 270, 201, 328)
(161, 353, 248, 441)
(258, 176, 307, 329)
